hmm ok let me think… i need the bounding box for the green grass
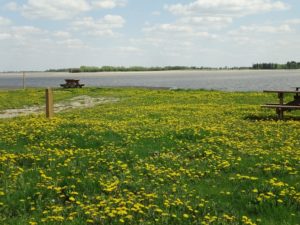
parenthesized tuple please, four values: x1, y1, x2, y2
(0, 88, 299, 225)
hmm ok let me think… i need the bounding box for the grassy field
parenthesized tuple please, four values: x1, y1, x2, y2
(0, 88, 299, 225)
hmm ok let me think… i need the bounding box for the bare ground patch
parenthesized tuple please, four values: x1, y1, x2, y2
(0, 95, 119, 119)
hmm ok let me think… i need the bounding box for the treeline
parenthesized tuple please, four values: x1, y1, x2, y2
(46, 61, 300, 73)
(47, 66, 251, 73)
(252, 61, 300, 69)
(47, 66, 214, 73)
(78, 66, 201, 72)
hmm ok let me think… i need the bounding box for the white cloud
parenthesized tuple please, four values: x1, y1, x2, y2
(145, 1, 284, 46)
(10, 26, 47, 40)
(92, 0, 126, 9)
(181, 16, 232, 24)
(72, 15, 125, 37)
(0, 33, 11, 40)
(143, 24, 192, 33)
(225, 22, 296, 48)
(57, 39, 87, 49)
(21, 0, 90, 20)
(11, 26, 43, 33)
(165, 0, 289, 17)
(53, 31, 71, 38)
(179, 16, 232, 28)
(242, 24, 292, 33)
(8, 0, 127, 20)
(143, 22, 218, 40)
(151, 11, 161, 16)
(230, 24, 293, 35)
(140, 37, 164, 48)
(118, 46, 142, 53)
(285, 19, 300, 25)
(138, 23, 219, 62)
(4, 2, 19, 11)
(0, 25, 51, 53)
(231, 36, 252, 45)
(0, 24, 89, 71)
(1, 0, 299, 70)
(102, 14, 125, 27)
(140, 0, 290, 58)
(0, 16, 12, 26)
(0, 24, 87, 50)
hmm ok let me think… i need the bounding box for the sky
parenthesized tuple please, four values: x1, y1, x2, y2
(0, 0, 300, 71)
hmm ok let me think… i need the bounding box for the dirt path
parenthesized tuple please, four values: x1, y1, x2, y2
(0, 95, 119, 119)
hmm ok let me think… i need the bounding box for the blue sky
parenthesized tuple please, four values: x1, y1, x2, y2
(0, 0, 300, 71)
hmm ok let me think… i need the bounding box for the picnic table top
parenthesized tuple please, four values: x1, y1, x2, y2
(65, 79, 80, 82)
(263, 90, 300, 94)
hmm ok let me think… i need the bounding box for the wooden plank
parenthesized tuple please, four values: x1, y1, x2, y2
(261, 105, 300, 108)
(61, 79, 84, 88)
(46, 88, 54, 118)
(291, 87, 300, 91)
(263, 90, 300, 94)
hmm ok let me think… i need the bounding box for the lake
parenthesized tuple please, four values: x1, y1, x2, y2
(0, 70, 299, 91)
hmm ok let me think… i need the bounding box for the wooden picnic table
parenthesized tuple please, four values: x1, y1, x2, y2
(261, 89, 300, 119)
(292, 87, 300, 96)
(60, 79, 84, 88)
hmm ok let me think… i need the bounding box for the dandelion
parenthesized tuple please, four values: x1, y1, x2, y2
(29, 222, 37, 225)
(277, 199, 283, 203)
(183, 214, 189, 219)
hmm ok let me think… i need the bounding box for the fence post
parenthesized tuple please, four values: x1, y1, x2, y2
(23, 72, 26, 89)
(46, 88, 54, 118)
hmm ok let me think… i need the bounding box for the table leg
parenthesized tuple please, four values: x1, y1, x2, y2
(278, 93, 284, 105)
(276, 108, 284, 120)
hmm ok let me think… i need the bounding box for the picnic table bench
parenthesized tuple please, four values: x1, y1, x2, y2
(261, 88, 300, 119)
(60, 79, 84, 88)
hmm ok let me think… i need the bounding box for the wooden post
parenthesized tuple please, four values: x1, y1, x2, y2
(22, 72, 26, 89)
(276, 108, 284, 120)
(278, 92, 284, 105)
(46, 88, 54, 118)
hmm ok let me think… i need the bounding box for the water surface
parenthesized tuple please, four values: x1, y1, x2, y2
(0, 70, 299, 91)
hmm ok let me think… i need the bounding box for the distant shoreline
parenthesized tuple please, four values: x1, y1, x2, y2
(2, 68, 300, 74)
(2, 61, 300, 73)
(1, 69, 299, 78)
